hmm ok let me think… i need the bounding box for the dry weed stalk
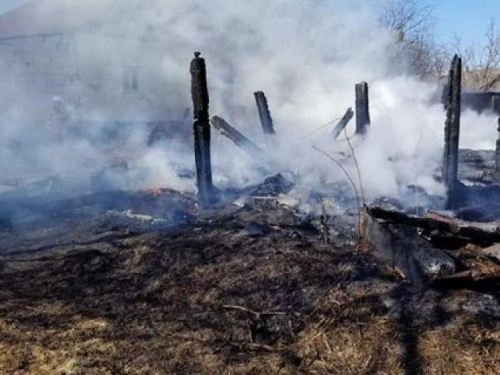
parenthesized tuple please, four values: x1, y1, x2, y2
(312, 146, 362, 249)
(318, 198, 331, 245)
(344, 127, 366, 207)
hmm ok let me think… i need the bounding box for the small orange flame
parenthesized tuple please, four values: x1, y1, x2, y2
(147, 187, 163, 196)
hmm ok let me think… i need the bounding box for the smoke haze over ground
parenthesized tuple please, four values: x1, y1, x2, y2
(0, 0, 497, 206)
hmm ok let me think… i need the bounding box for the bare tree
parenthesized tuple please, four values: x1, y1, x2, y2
(458, 20, 500, 91)
(403, 33, 447, 78)
(379, 0, 447, 79)
(379, 0, 434, 40)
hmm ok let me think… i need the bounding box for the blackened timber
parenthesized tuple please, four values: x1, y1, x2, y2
(190, 52, 215, 209)
(210, 116, 264, 161)
(355, 82, 370, 135)
(331, 107, 354, 139)
(254, 91, 275, 135)
(443, 55, 462, 209)
(495, 117, 500, 183)
(443, 69, 453, 184)
(367, 206, 500, 246)
(363, 210, 455, 287)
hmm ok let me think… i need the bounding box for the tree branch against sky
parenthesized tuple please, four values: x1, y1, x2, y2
(379, 0, 435, 40)
(378, 0, 447, 79)
(454, 20, 500, 91)
(379, 0, 500, 89)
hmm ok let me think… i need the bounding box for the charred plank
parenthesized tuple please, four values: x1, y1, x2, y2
(210, 116, 265, 162)
(331, 107, 354, 139)
(254, 91, 275, 135)
(366, 206, 500, 246)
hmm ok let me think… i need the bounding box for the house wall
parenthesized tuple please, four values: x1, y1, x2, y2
(0, 32, 174, 125)
(462, 92, 500, 114)
(441, 84, 500, 115)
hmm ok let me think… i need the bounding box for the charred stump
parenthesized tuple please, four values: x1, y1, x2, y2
(355, 82, 370, 135)
(254, 91, 275, 135)
(443, 55, 462, 209)
(190, 52, 215, 209)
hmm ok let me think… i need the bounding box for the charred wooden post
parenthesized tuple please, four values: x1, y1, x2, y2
(210, 116, 264, 162)
(331, 107, 354, 139)
(254, 91, 275, 135)
(355, 82, 370, 135)
(443, 55, 462, 209)
(492, 96, 500, 114)
(190, 52, 215, 208)
(495, 117, 500, 183)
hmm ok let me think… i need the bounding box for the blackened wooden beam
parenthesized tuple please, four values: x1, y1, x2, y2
(442, 67, 453, 185)
(210, 116, 264, 162)
(190, 52, 215, 209)
(443, 55, 462, 209)
(331, 107, 354, 139)
(495, 117, 500, 183)
(367, 206, 500, 245)
(254, 91, 275, 135)
(355, 82, 370, 135)
(363, 209, 455, 287)
(492, 96, 500, 114)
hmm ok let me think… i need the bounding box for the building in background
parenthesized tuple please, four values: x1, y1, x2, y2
(0, 0, 172, 125)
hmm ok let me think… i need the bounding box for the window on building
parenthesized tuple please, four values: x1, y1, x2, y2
(123, 66, 139, 92)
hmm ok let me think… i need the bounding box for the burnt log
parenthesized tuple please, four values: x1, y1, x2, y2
(355, 82, 370, 135)
(331, 107, 354, 139)
(254, 91, 275, 135)
(367, 206, 500, 246)
(190, 52, 215, 209)
(443, 55, 462, 209)
(432, 271, 500, 291)
(363, 209, 456, 287)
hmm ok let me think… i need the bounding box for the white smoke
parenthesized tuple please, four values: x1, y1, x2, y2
(0, 0, 497, 205)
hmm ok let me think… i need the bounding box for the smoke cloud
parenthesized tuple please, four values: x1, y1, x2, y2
(0, 0, 497, 207)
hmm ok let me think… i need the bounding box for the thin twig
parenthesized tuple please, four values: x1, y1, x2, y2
(222, 305, 287, 317)
(227, 342, 279, 353)
(299, 117, 341, 140)
(319, 198, 330, 245)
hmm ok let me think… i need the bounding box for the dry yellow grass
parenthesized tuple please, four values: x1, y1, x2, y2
(2, 226, 500, 374)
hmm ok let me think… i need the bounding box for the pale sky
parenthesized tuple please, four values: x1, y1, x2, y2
(0, 0, 30, 15)
(432, 0, 500, 47)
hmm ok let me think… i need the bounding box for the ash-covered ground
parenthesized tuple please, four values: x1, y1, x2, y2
(1, 174, 500, 374)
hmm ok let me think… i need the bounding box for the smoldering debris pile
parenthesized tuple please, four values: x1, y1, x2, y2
(4, 52, 500, 373)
